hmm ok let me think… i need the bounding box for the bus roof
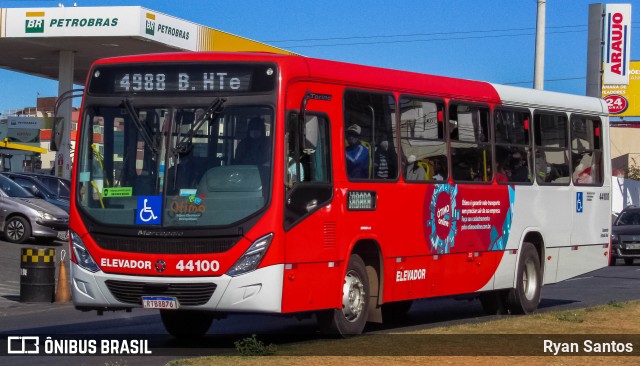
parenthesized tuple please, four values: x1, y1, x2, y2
(89, 52, 606, 114)
(491, 83, 608, 115)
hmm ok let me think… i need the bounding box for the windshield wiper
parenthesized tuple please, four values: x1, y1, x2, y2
(121, 98, 159, 156)
(174, 97, 226, 155)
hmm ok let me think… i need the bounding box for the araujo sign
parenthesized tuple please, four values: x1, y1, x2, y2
(603, 4, 632, 85)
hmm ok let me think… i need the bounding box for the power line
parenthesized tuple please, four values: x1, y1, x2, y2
(267, 21, 640, 48)
(279, 29, 586, 49)
(264, 24, 589, 43)
(502, 77, 585, 86)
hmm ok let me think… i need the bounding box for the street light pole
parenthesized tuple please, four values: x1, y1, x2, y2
(534, 0, 546, 90)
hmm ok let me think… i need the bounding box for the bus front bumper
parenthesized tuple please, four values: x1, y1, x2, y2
(71, 263, 284, 313)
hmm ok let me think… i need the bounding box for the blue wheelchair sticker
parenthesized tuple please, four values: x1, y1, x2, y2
(136, 196, 162, 225)
(576, 192, 583, 213)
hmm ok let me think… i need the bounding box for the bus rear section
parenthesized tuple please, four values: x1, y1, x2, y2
(278, 72, 611, 335)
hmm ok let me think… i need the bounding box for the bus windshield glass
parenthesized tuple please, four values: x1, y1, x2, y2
(76, 102, 274, 227)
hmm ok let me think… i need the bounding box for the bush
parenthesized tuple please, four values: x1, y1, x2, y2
(234, 334, 277, 356)
(556, 311, 584, 323)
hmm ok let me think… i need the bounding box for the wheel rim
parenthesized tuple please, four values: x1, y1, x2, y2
(522, 257, 538, 300)
(7, 219, 24, 241)
(341, 269, 366, 322)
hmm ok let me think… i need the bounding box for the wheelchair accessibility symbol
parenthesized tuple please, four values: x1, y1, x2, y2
(136, 196, 162, 225)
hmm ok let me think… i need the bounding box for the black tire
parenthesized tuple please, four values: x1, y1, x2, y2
(506, 242, 542, 314)
(317, 254, 370, 337)
(479, 290, 509, 315)
(624, 258, 634, 266)
(609, 254, 617, 266)
(381, 300, 413, 322)
(160, 310, 213, 339)
(5, 216, 31, 244)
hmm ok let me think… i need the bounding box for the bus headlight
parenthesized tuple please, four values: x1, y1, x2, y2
(226, 233, 273, 277)
(70, 230, 100, 273)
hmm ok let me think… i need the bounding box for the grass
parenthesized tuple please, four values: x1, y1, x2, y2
(166, 301, 640, 366)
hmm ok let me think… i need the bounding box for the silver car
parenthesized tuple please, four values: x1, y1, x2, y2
(0, 174, 68, 244)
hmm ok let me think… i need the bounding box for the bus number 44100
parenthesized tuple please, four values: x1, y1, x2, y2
(176, 260, 220, 272)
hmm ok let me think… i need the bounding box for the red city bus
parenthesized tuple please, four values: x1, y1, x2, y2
(70, 52, 611, 337)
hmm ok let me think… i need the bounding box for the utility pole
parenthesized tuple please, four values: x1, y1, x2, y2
(534, 0, 546, 90)
(585, 4, 605, 97)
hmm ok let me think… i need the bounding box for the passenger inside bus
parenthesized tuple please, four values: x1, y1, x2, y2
(572, 152, 596, 184)
(510, 150, 529, 182)
(405, 155, 426, 181)
(234, 117, 270, 166)
(345, 124, 370, 179)
(496, 159, 509, 182)
(374, 133, 397, 179)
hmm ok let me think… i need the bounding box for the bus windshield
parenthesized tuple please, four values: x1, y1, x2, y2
(76, 102, 274, 227)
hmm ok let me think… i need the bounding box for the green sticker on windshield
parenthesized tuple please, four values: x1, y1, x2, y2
(102, 187, 133, 197)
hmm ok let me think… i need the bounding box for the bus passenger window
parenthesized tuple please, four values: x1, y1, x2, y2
(571, 116, 603, 186)
(494, 109, 533, 184)
(449, 104, 491, 182)
(344, 90, 397, 181)
(400, 97, 447, 182)
(534, 112, 570, 185)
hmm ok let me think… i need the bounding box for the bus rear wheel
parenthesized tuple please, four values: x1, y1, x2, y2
(317, 254, 370, 337)
(160, 310, 213, 339)
(506, 242, 542, 314)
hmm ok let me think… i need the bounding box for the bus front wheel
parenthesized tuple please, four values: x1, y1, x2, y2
(506, 242, 542, 314)
(317, 254, 370, 337)
(160, 310, 213, 339)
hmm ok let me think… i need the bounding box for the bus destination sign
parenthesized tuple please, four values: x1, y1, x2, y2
(89, 63, 276, 95)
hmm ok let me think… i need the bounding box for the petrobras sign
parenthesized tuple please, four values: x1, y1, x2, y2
(141, 10, 198, 50)
(7, 117, 42, 129)
(603, 4, 632, 85)
(4, 7, 198, 50)
(5, 7, 139, 37)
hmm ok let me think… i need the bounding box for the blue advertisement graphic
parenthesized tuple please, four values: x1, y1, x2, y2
(136, 196, 162, 225)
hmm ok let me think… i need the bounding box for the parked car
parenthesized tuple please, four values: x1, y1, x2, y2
(611, 205, 640, 266)
(20, 173, 70, 199)
(0, 174, 68, 244)
(2, 172, 69, 211)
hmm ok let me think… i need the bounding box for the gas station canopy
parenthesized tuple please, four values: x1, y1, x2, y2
(0, 5, 293, 178)
(0, 6, 293, 84)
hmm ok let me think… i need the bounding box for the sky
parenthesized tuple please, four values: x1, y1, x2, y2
(0, 0, 638, 113)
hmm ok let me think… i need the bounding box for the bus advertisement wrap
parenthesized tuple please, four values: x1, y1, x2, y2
(425, 184, 514, 255)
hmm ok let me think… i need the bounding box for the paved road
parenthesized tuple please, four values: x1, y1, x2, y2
(0, 237, 639, 365)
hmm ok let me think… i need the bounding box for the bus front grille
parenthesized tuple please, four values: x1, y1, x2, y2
(92, 234, 239, 254)
(105, 280, 217, 306)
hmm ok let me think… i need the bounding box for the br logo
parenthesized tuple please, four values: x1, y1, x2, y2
(145, 13, 156, 36)
(25, 13, 45, 34)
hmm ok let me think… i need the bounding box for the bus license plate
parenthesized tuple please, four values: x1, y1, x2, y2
(57, 231, 68, 241)
(142, 296, 179, 309)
